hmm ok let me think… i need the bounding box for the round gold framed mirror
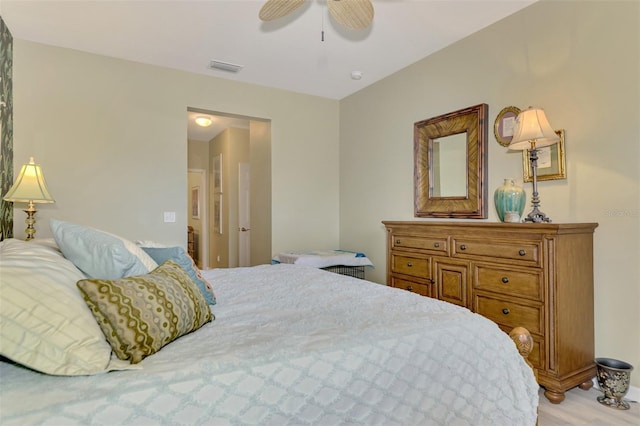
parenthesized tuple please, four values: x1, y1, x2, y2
(494, 106, 521, 147)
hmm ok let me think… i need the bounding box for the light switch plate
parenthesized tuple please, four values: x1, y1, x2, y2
(163, 212, 176, 223)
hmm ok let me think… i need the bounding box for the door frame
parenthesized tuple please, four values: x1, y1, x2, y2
(188, 168, 208, 269)
(238, 162, 250, 267)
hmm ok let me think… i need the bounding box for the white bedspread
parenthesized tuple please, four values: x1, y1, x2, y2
(0, 264, 538, 425)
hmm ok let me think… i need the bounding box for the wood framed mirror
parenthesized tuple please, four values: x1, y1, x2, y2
(414, 103, 488, 218)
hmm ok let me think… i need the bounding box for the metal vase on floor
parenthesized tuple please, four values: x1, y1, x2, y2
(595, 357, 634, 410)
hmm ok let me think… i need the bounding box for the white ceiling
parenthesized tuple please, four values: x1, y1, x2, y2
(1, 0, 536, 140)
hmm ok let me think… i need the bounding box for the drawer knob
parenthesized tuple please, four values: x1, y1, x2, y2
(501, 277, 509, 284)
(460, 244, 467, 251)
(396, 239, 402, 244)
(407, 262, 413, 267)
(434, 242, 440, 248)
(519, 249, 526, 256)
(502, 308, 510, 315)
(406, 285, 413, 292)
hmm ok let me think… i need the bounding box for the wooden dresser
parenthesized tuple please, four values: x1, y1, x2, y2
(383, 221, 598, 404)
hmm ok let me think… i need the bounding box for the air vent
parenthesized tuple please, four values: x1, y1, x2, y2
(208, 60, 243, 73)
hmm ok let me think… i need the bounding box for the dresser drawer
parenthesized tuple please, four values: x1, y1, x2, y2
(453, 238, 541, 266)
(474, 265, 543, 301)
(474, 295, 543, 334)
(391, 254, 431, 278)
(391, 276, 433, 297)
(392, 235, 448, 254)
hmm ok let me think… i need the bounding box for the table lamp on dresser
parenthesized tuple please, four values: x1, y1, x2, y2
(508, 107, 560, 223)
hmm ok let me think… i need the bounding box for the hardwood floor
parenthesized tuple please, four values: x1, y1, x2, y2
(538, 386, 639, 425)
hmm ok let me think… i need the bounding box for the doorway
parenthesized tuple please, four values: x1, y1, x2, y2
(186, 108, 272, 268)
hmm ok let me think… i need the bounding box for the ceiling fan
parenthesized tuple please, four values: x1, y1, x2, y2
(259, 0, 374, 30)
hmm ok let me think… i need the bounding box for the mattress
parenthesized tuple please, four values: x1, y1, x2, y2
(0, 264, 538, 425)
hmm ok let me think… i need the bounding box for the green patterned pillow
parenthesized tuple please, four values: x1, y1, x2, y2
(77, 260, 213, 363)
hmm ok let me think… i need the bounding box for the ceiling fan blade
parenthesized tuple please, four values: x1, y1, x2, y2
(259, 0, 305, 22)
(327, 0, 374, 30)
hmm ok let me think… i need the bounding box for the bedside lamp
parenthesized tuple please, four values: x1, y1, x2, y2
(3, 157, 55, 240)
(509, 107, 559, 223)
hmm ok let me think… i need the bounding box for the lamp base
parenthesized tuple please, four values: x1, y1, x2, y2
(524, 147, 552, 223)
(23, 202, 37, 241)
(523, 207, 551, 223)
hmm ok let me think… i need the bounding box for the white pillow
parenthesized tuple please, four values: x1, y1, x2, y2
(50, 219, 157, 279)
(0, 238, 113, 375)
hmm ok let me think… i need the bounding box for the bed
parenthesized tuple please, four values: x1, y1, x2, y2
(0, 221, 538, 425)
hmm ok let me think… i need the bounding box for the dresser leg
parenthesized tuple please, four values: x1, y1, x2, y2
(578, 380, 594, 391)
(544, 389, 566, 404)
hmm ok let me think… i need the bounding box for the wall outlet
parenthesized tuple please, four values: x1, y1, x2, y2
(163, 212, 176, 223)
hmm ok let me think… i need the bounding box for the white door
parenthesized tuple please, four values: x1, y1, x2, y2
(238, 163, 251, 267)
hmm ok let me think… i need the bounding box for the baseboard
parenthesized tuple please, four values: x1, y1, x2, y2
(592, 377, 640, 402)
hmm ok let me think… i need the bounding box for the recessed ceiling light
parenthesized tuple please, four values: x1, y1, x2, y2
(195, 116, 212, 127)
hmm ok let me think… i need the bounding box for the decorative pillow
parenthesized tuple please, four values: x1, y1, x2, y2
(51, 219, 158, 279)
(0, 238, 113, 375)
(141, 246, 217, 305)
(77, 260, 214, 364)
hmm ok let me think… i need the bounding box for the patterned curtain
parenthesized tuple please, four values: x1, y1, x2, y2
(0, 17, 13, 240)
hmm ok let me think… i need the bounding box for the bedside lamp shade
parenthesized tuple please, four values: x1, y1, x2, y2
(4, 157, 55, 240)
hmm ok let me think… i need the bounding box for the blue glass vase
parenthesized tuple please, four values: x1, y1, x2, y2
(494, 178, 526, 222)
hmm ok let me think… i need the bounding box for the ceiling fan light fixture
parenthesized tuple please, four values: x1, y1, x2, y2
(208, 60, 244, 73)
(195, 116, 213, 127)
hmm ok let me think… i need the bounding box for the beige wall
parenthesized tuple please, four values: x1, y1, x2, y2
(339, 0, 639, 385)
(12, 39, 340, 256)
(249, 120, 272, 265)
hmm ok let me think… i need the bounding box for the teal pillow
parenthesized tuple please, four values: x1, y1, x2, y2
(51, 219, 157, 279)
(141, 246, 216, 305)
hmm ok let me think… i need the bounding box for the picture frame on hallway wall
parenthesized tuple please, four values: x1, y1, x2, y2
(212, 152, 223, 234)
(213, 153, 222, 192)
(191, 186, 200, 219)
(523, 129, 566, 182)
(213, 193, 222, 234)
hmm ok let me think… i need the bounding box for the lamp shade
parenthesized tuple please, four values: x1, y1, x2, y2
(3, 157, 55, 204)
(509, 107, 560, 151)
